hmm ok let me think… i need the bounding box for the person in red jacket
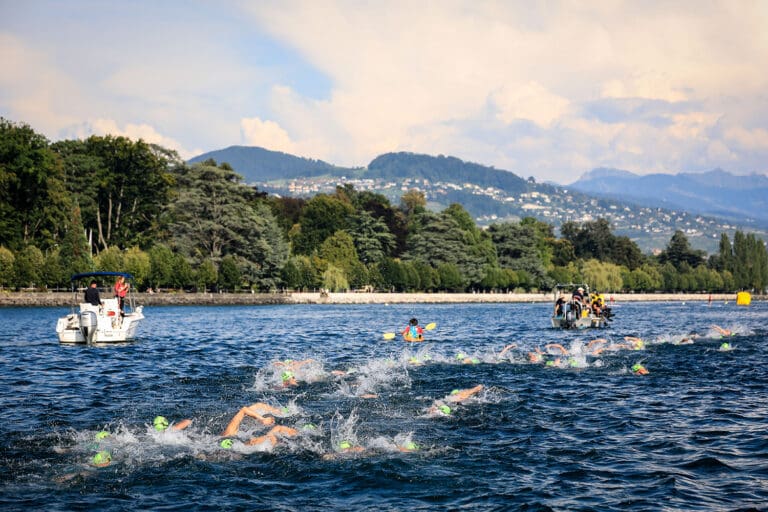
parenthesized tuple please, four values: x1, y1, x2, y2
(114, 275, 130, 315)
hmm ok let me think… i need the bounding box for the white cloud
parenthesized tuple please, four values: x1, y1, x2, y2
(491, 82, 570, 127)
(238, 1, 768, 181)
(724, 125, 768, 152)
(240, 116, 297, 154)
(2, 2, 768, 183)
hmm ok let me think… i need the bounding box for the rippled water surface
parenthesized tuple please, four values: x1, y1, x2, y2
(1, 300, 767, 511)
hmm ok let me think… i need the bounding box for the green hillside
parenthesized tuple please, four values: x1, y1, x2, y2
(188, 145, 356, 182)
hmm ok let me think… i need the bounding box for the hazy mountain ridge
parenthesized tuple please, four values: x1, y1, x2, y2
(570, 167, 768, 225)
(189, 145, 356, 181)
(187, 146, 768, 253)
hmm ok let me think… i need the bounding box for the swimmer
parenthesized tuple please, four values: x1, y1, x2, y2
(426, 402, 454, 416)
(711, 325, 733, 337)
(545, 343, 568, 355)
(221, 403, 280, 437)
(153, 415, 192, 432)
(676, 334, 698, 345)
(631, 363, 649, 375)
(322, 440, 366, 459)
(539, 344, 568, 365)
(244, 425, 299, 448)
(91, 450, 112, 468)
(398, 441, 420, 453)
(624, 336, 645, 350)
(220, 404, 299, 448)
(719, 341, 733, 351)
(528, 348, 545, 363)
(280, 370, 298, 387)
(455, 352, 480, 364)
(586, 338, 608, 355)
(496, 343, 517, 360)
(427, 385, 484, 415)
(445, 385, 484, 403)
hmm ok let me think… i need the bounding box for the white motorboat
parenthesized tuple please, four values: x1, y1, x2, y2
(56, 271, 144, 343)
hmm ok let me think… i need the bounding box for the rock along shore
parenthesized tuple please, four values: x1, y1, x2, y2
(0, 291, 755, 307)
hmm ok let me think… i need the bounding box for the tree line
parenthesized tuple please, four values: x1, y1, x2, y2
(1, 117, 767, 294)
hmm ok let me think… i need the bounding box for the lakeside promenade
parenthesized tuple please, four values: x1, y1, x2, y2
(0, 291, 753, 307)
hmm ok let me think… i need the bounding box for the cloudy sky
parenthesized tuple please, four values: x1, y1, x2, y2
(2, 0, 767, 184)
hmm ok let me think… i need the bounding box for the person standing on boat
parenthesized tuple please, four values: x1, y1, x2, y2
(84, 280, 102, 306)
(571, 287, 586, 317)
(554, 293, 567, 317)
(114, 275, 129, 315)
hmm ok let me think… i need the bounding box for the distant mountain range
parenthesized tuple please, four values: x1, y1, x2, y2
(569, 168, 768, 226)
(189, 145, 355, 180)
(188, 146, 768, 253)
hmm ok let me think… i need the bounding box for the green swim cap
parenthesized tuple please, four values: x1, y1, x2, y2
(450, 389, 459, 395)
(720, 342, 731, 349)
(545, 360, 555, 366)
(456, 352, 466, 359)
(95, 430, 110, 440)
(470, 357, 480, 364)
(301, 423, 317, 431)
(153, 416, 169, 431)
(281, 406, 290, 414)
(220, 438, 233, 449)
(339, 440, 352, 450)
(568, 358, 578, 367)
(91, 450, 111, 466)
(281, 371, 294, 381)
(404, 441, 419, 451)
(439, 404, 451, 415)
(631, 363, 642, 372)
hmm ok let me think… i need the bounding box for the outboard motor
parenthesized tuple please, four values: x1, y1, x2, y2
(79, 310, 98, 343)
(565, 303, 575, 328)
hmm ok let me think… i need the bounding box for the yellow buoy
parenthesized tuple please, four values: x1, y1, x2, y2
(736, 291, 751, 306)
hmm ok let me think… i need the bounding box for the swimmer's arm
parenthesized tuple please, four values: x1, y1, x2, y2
(247, 403, 283, 416)
(448, 384, 483, 402)
(498, 344, 517, 357)
(545, 343, 568, 354)
(221, 409, 247, 437)
(243, 408, 275, 425)
(173, 419, 192, 430)
(246, 433, 278, 447)
(710, 325, 729, 335)
(587, 338, 606, 348)
(269, 425, 299, 437)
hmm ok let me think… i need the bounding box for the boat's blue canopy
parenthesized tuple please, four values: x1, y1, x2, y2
(70, 271, 134, 282)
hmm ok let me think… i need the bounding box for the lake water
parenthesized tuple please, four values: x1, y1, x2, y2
(1, 300, 766, 511)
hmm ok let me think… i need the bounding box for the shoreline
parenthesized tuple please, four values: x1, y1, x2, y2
(0, 291, 757, 307)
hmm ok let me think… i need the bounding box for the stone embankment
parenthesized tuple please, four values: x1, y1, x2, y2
(0, 291, 753, 307)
